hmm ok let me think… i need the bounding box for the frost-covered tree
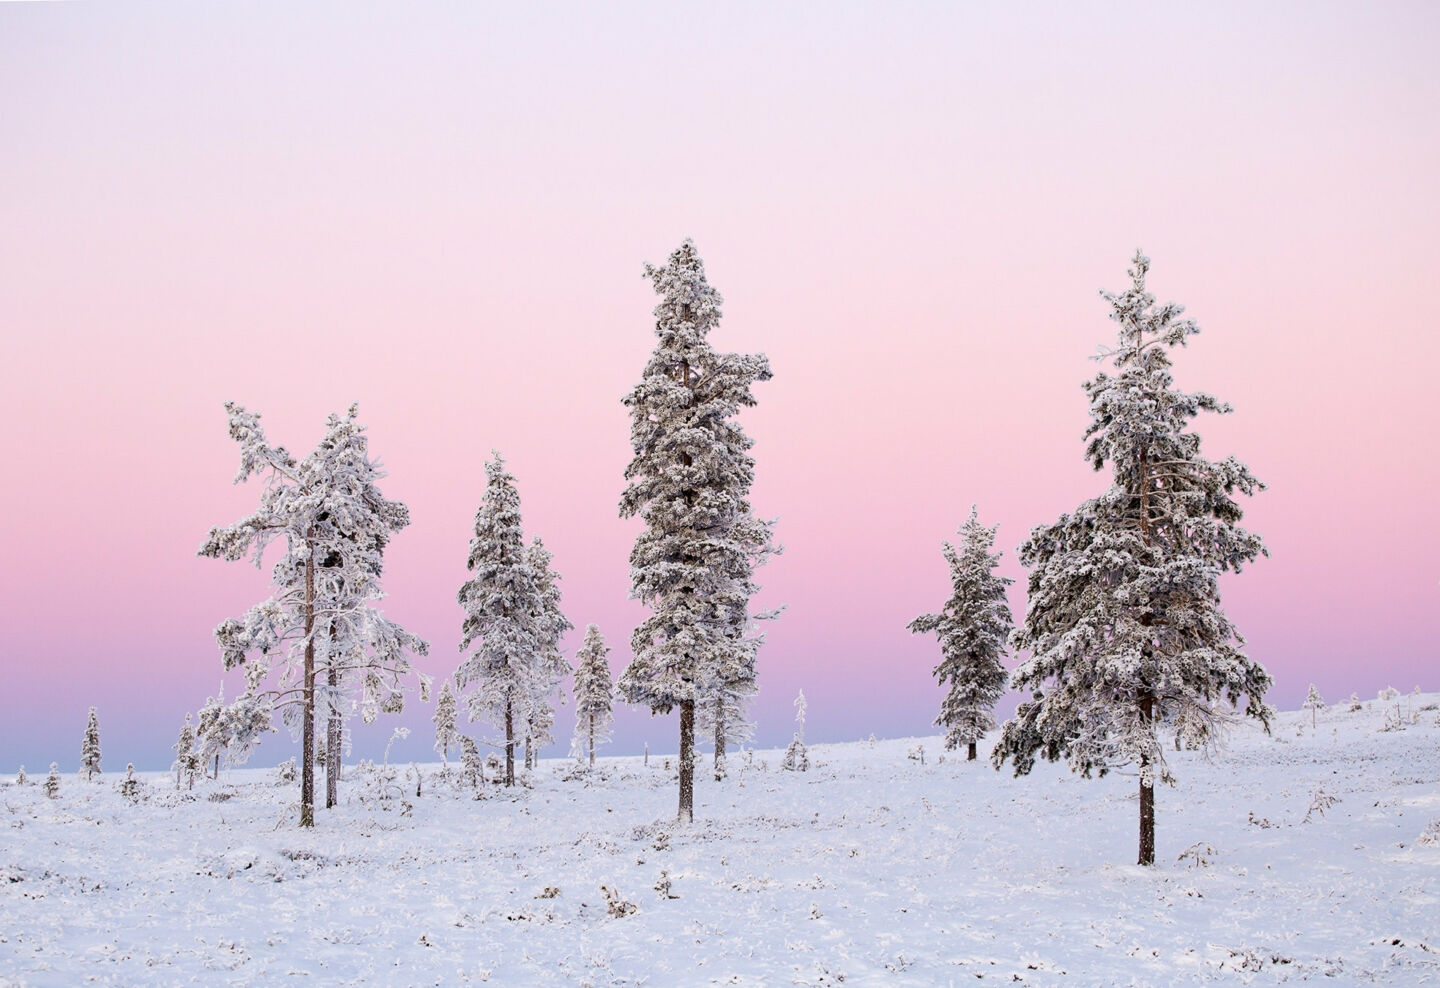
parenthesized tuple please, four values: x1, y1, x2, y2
(433, 679, 458, 774)
(199, 403, 430, 827)
(993, 252, 1272, 866)
(173, 715, 200, 790)
(15, 766, 26, 786)
(617, 240, 774, 824)
(118, 764, 140, 801)
(81, 707, 102, 781)
(571, 624, 614, 768)
(454, 453, 540, 787)
(909, 507, 1013, 761)
(1304, 684, 1326, 728)
(782, 689, 809, 772)
(522, 537, 573, 770)
(457, 735, 484, 789)
(44, 763, 60, 799)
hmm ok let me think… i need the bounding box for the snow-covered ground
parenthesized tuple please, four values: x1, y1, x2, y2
(2, 695, 1438, 986)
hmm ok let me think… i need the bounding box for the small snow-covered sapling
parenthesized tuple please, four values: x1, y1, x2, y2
(43, 763, 60, 799)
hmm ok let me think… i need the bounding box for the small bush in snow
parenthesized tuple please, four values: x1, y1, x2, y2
(1347, 692, 1363, 712)
(653, 870, 679, 899)
(1304, 788, 1340, 823)
(1418, 820, 1440, 846)
(907, 744, 925, 765)
(14, 765, 26, 786)
(1178, 841, 1216, 868)
(601, 884, 637, 917)
(117, 764, 141, 802)
(782, 738, 809, 772)
(43, 763, 60, 799)
(274, 758, 297, 785)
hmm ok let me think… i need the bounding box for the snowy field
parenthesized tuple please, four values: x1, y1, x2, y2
(2, 695, 1438, 986)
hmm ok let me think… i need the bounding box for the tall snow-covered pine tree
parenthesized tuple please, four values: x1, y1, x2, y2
(617, 240, 773, 824)
(993, 252, 1271, 865)
(81, 707, 102, 781)
(908, 507, 1013, 761)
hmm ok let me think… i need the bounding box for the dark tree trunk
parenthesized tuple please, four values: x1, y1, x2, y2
(504, 699, 515, 786)
(326, 622, 340, 810)
(300, 544, 316, 828)
(588, 714, 595, 769)
(212, 754, 219, 780)
(1138, 694, 1156, 865)
(678, 699, 695, 824)
(714, 696, 726, 781)
(967, 740, 977, 761)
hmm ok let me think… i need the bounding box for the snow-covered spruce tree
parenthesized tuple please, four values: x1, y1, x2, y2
(199, 403, 430, 827)
(173, 715, 199, 790)
(433, 678, 458, 775)
(617, 240, 774, 824)
(908, 507, 1013, 761)
(81, 707, 102, 780)
(522, 537, 573, 770)
(44, 763, 60, 799)
(993, 252, 1271, 866)
(15, 766, 26, 786)
(571, 624, 614, 769)
(781, 689, 808, 772)
(454, 452, 540, 787)
(1304, 684, 1326, 728)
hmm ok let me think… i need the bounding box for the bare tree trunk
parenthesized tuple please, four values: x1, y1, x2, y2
(300, 543, 316, 828)
(212, 754, 218, 780)
(714, 696, 726, 781)
(967, 740, 977, 761)
(588, 714, 595, 769)
(326, 621, 340, 810)
(678, 699, 695, 824)
(1138, 694, 1156, 865)
(504, 699, 515, 787)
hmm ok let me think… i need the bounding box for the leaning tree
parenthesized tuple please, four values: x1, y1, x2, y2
(992, 252, 1272, 865)
(199, 403, 430, 826)
(617, 239, 774, 824)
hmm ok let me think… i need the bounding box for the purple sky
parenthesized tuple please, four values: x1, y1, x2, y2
(1, 2, 1436, 771)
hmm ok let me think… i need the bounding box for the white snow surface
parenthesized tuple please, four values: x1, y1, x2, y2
(2, 696, 1438, 985)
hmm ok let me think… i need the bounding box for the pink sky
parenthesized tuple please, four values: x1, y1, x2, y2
(2, 3, 1436, 770)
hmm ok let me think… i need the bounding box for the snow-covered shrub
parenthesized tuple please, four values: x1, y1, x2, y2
(274, 757, 297, 785)
(173, 715, 201, 790)
(601, 885, 637, 918)
(782, 737, 809, 772)
(1378, 686, 1400, 702)
(14, 766, 26, 786)
(43, 763, 60, 799)
(117, 764, 141, 802)
(1303, 788, 1340, 823)
(1347, 692, 1362, 712)
(907, 744, 926, 765)
(1177, 841, 1216, 868)
(1418, 820, 1440, 846)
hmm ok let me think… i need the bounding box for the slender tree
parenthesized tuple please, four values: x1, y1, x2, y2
(173, 715, 199, 790)
(199, 403, 430, 826)
(908, 507, 1013, 761)
(993, 252, 1272, 866)
(433, 679, 458, 774)
(81, 707, 102, 781)
(454, 452, 538, 787)
(522, 537, 574, 769)
(1304, 684, 1326, 728)
(571, 624, 614, 769)
(617, 240, 773, 824)
(44, 763, 60, 799)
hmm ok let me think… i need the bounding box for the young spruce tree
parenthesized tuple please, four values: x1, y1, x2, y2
(455, 452, 539, 787)
(908, 507, 1013, 761)
(571, 624, 614, 769)
(993, 252, 1271, 865)
(433, 678, 458, 774)
(199, 403, 430, 827)
(617, 240, 773, 824)
(81, 706, 102, 781)
(522, 537, 574, 770)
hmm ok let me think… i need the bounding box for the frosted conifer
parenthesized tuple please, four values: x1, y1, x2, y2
(433, 679, 458, 774)
(174, 715, 200, 790)
(454, 452, 539, 787)
(458, 735, 484, 788)
(782, 690, 809, 772)
(571, 624, 614, 768)
(118, 764, 140, 801)
(909, 507, 1013, 761)
(81, 707, 101, 781)
(199, 403, 430, 827)
(44, 763, 59, 799)
(522, 537, 574, 770)
(15, 766, 26, 786)
(993, 252, 1272, 866)
(1304, 684, 1326, 728)
(617, 240, 774, 824)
